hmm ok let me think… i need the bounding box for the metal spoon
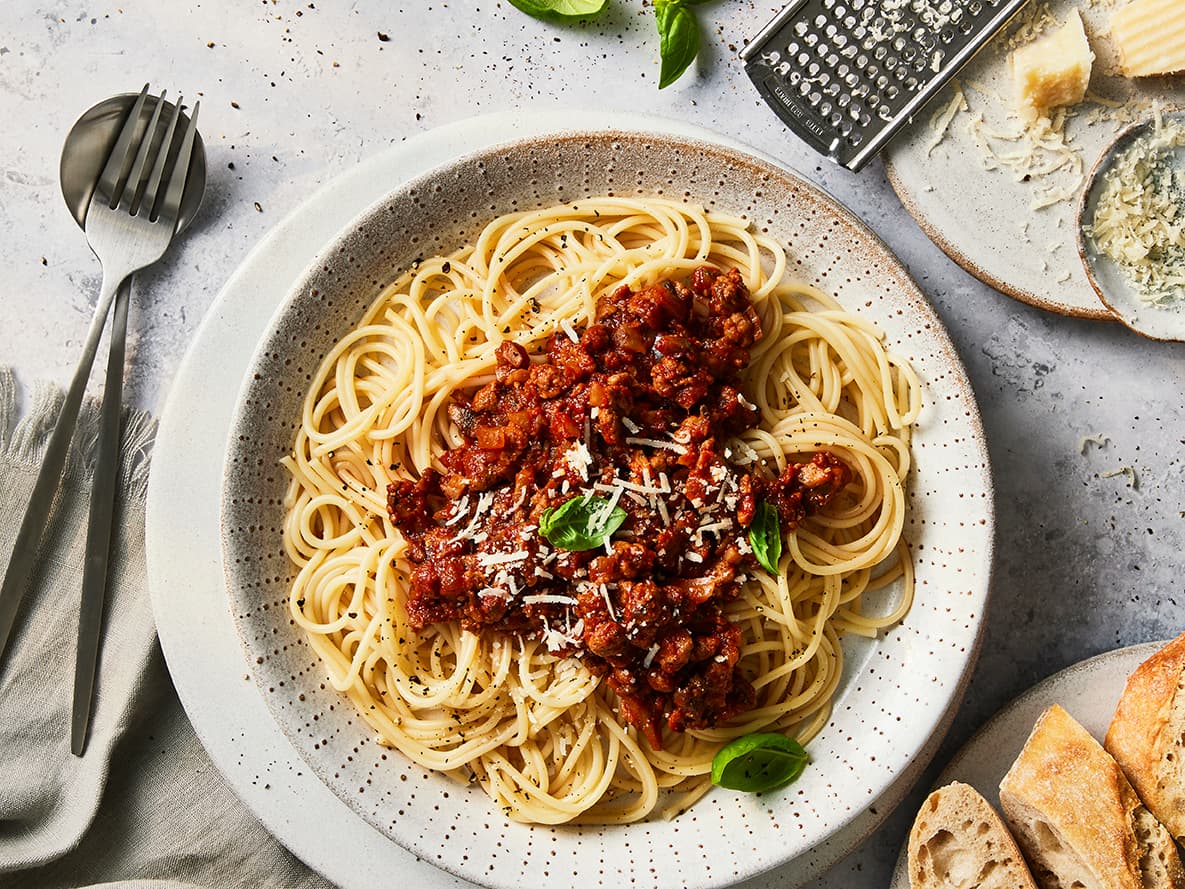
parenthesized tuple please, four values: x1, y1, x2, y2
(66, 91, 206, 755)
(61, 91, 206, 232)
(0, 91, 206, 704)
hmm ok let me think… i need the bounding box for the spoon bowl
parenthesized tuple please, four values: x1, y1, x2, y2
(1077, 107, 1185, 342)
(60, 92, 206, 233)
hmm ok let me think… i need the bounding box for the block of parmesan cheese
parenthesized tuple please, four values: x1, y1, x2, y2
(1011, 9, 1095, 121)
(1111, 0, 1185, 77)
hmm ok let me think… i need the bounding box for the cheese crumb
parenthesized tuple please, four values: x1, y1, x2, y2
(926, 81, 968, 157)
(1100, 465, 1139, 488)
(1078, 433, 1111, 454)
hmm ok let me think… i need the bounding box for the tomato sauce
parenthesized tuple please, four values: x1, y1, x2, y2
(388, 267, 849, 748)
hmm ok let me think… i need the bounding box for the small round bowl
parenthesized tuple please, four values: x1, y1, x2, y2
(1077, 108, 1185, 342)
(220, 128, 994, 889)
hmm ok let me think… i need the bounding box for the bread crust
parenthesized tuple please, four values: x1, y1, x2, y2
(999, 704, 1185, 889)
(908, 781, 1038, 889)
(1106, 632, 1185, 845)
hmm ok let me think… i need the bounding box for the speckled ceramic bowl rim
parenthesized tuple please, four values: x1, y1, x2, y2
(221, 127, 995, 889)
(1075, 105, 1185, 342)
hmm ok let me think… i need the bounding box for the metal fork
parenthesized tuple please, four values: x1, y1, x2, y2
(72, 87, 201, 755)
(0, 85, 200, 751)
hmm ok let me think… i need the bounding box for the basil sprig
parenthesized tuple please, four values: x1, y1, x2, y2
(711, 733, 808, 793)
(748, 501, 781, 576)
(539, 494, 627, 551)
(507, 0, 608, 20)
(654, 0, 706, 89)
(507, 0, 709, 89)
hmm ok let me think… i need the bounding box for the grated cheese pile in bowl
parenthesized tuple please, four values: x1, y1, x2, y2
(1084, 110, 1185, 306)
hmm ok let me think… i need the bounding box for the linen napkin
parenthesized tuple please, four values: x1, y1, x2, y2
(0, 368, 332, 889)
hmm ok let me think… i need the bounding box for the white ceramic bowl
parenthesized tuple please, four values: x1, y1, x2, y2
(221, 129, 994, 889)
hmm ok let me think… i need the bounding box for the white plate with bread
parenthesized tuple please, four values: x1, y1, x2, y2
(890, 632, 1185, 888)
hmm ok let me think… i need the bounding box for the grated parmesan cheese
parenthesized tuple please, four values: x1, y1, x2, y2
(559, 317, 580, 343)
(964, 107, 1085, 210)
(477, 550, 529, 568)
(736, 391, 758, 411)
(927, 80, 968, 156)
(625, 436, 687, 455)
(655, 496, 670, 527)
(1083, 111, 1185, 305)
(563, 440, 594, 481)
(443, 495, 471, 526)
(448, 492, 494, 543)
(522, 594, 579, 606)
(947, 11, 1154, 216)
(1100, 465, 1139, 488)
(725, 439, 760, 466)
(541, 617, 581, 652)
(599, 584, 618, 622)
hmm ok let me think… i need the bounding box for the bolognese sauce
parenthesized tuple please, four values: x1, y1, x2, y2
(388, 266, 850, 750)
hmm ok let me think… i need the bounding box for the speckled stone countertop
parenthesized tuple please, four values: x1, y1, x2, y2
(1, 2, 1183, 887)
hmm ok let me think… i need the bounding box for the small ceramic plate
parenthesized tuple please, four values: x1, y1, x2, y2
(886, 640, 1167, 889)
(884, 0, 1185, 320)
(218, 127, 993, 889)
(1078, 109, 1185, 342)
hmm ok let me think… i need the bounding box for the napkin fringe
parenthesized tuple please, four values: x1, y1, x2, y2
(0, 367, 156, 500)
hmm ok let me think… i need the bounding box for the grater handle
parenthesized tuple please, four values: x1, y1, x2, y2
(740, 0, 840, 160)
(748, 74, 843, 159)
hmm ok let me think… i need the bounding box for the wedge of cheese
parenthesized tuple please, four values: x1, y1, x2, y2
(1111, 0, 1185, 77)
(1012, 10, 1095, 121)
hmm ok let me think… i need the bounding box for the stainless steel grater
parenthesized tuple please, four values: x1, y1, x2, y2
(741, 0, 1031, 171)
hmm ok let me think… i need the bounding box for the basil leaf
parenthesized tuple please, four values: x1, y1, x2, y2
(508, 0, 608, 21)
(748, 501, 782, 576)
(539, 494, 627, 551)
(654, 0, 700, 89)
(711, 733, 808, 793)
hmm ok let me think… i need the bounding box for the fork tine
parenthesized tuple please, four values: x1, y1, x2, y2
(158, 99, 199, 227)
(119, 89, 167, 214)
(94, 83, 149, 208)
(141, 95, 183, 220)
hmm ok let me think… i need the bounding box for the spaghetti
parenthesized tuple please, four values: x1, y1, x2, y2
(281, 196, 921, 824)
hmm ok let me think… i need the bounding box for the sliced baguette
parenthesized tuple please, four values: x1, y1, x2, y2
(908, 781, 1038, 889)
(999, 704, 1185, 889)
(1106, 631, 1185, 846)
